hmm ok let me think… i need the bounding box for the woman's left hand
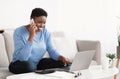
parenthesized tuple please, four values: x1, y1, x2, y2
(58, 55, 72, 66)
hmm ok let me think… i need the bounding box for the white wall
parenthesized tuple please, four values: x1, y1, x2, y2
(58, 0, 118, 56)
(0, 0, 119, 56)
(0, 0, 59, 31)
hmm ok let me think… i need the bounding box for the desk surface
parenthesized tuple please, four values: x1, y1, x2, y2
(7, 65, 119, 79)
(80, 65, 119, 79)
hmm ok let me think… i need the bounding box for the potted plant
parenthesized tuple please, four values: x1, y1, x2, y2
(106, 53, 116, 68)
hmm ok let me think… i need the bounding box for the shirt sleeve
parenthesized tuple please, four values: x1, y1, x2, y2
(46, 31, 60, 60)
(13, 30, 32, 61)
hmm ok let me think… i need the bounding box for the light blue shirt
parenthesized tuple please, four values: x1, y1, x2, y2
(12, 26, 60, 65)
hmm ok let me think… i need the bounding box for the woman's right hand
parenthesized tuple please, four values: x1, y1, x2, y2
(58, 55, 72, 66)
(28, 24, 37, 42)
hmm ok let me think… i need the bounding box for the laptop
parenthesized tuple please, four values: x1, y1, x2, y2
(69, 50, 95, 71)
(35, 50, 95, 74)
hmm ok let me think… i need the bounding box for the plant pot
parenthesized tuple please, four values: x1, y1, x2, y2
(109, 59, 115, 68)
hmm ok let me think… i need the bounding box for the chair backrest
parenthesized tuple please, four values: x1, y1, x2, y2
(3, 29, 14, 63)
(0, 34, 9, 67)
(51, 31, 65, 38)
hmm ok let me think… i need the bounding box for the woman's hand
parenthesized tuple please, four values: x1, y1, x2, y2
(58, 55, 72, 66)
(29, 24, 37, 36)
(28, 24, 37, 42)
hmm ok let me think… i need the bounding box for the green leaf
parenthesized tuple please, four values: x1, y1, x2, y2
(106, 53, 115, 60)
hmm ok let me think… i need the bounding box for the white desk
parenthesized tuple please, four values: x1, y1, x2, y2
(7, 65, 119, 79)
(80, 65, 119, 79)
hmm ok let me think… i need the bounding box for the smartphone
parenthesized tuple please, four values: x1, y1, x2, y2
(30, 19, 37, 30)
(30, 19, 34, 25)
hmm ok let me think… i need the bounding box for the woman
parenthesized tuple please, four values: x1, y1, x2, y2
(9, 8, 71, 74)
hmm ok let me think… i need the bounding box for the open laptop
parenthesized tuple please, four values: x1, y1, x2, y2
(35, 50, 95, 74)
(69, 50, 95, 71)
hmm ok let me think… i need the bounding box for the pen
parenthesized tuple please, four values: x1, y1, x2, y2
(67, 71, 82, 78)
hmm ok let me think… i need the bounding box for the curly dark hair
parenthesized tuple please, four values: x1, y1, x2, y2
(30, 8, 47, 19)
